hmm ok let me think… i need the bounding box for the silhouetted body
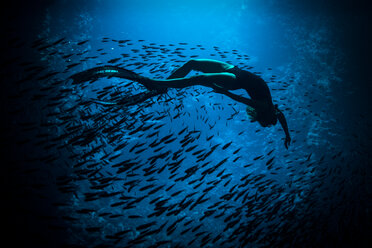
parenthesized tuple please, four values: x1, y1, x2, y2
(71, 59, 291, 148)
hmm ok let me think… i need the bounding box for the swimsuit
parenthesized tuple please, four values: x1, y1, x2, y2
(225, 66, 272, 102)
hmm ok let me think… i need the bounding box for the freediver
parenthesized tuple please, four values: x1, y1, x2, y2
(71, 59, 291, 149)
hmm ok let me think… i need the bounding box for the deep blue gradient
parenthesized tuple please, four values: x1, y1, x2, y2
(3, 0, 371, 247)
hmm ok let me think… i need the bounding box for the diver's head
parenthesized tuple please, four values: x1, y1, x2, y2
(246, 104, 278, 127)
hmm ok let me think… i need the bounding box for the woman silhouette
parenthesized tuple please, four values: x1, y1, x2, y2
(71, 59, 291, 148)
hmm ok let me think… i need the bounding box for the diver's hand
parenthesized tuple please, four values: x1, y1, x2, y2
(284, 136, 291, 149)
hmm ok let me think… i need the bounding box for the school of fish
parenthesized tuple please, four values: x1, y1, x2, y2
(3, 34, 371, 247)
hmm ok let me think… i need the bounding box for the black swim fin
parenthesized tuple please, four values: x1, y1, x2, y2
(70, 65, 141, 84)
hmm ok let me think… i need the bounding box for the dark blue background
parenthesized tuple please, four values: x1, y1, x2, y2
(2, 0, 371, 247)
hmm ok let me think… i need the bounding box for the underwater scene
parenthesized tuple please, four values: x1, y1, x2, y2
(3, 0, 371, 247)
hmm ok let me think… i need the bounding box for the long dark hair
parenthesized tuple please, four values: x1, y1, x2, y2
(246, 104, 278, 127)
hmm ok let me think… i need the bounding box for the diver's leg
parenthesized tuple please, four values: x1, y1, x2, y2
(167, 59, 234, 79)
(142, 72, 236, 90)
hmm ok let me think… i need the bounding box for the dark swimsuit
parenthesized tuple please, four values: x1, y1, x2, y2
(225, 66, 272, 102)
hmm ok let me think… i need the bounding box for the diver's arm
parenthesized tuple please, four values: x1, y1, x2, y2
(277, 109, 291, 149)
(213, 87, 256, 108)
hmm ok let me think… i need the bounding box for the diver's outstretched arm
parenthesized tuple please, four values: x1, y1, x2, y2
(213, 85, 256, 108)
(277, 109, 291, 149)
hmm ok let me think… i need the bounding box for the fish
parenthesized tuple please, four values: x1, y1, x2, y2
(52, 37, 66, 46)
(267, 149, 275, 156)
(108, 57, 121, 64)
(148, 185, 165, 195)
(77, 40, 89, 45)
(266, 157, 275, 166)
(222, 141, 232, 150)
(180, 227, 191, 235)
(185, 144, 198, 152)
(191, 223, 203, 232)
(306, 153, 312, 161)
(233, 147, 242, 154)
(129, 141, 146, 152)
(233, 156, 241, 162)
(253, 155, 263, 160)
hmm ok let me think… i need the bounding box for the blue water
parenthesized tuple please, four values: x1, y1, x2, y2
(3, 0, 371, 247)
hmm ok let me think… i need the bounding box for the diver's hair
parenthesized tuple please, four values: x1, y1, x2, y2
(246, 106, 257, 122)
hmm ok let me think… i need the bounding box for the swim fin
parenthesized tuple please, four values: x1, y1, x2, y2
(70, 65, 142, 84)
